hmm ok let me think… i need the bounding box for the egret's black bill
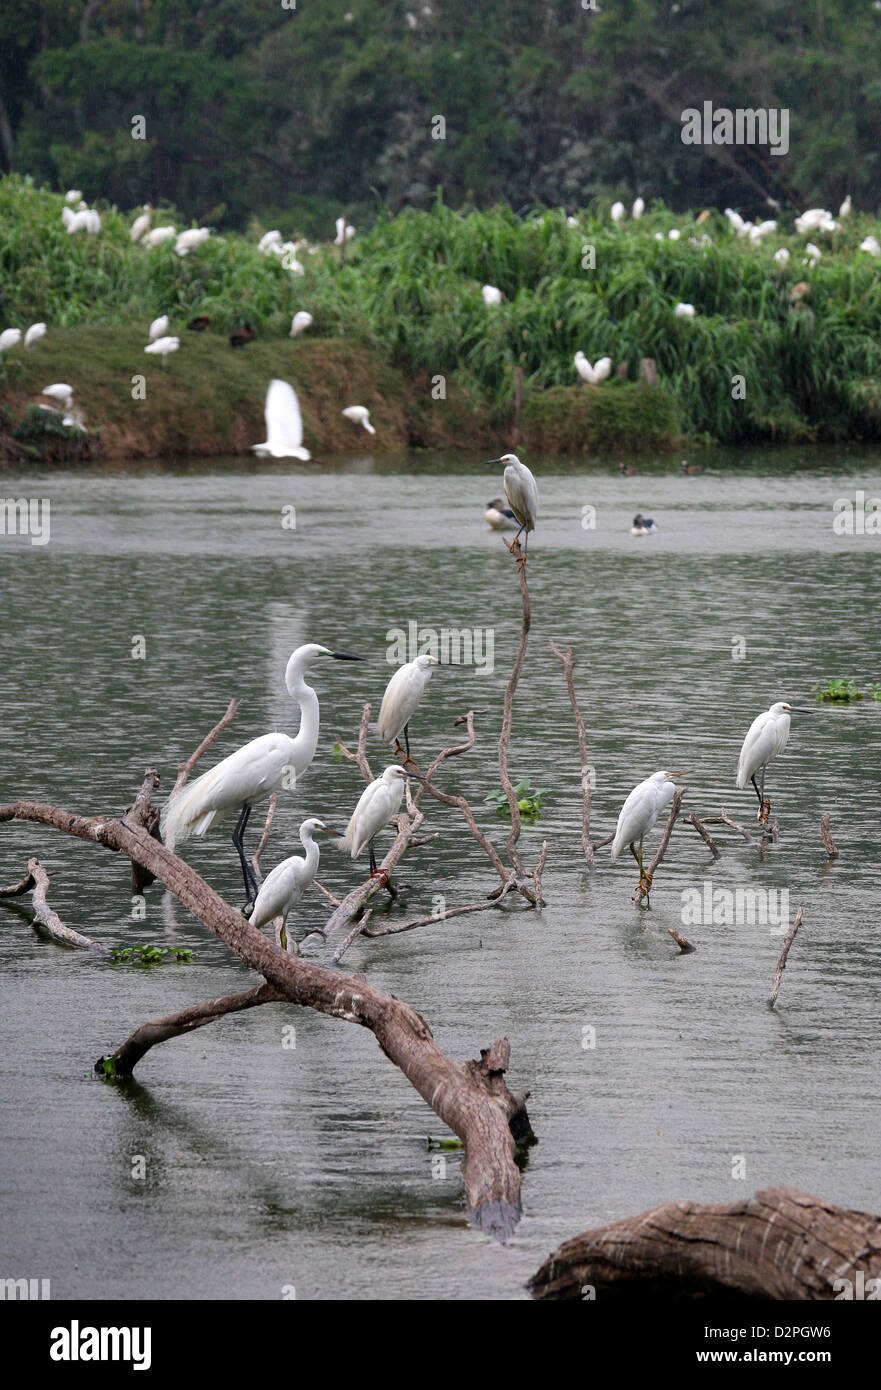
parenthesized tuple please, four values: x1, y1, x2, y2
(485, 457, 505, 466)
(331, 652, 364, 661)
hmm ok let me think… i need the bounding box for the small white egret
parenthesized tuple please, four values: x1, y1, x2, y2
(860, 235, 881, 256)
(342, 405, 375, 434)
(334, 217, 355, 245)
(486, 453, 538, 550)
(668, 228, 681, 241)
(64, 189, 83, 204)
(258, 229, 283, 254)
(290, 311, 314, 337)
(631, 513, 658, 535)
(574, 351, 612, 384)
(485, 497, 519, 531)
(61, 205, 75, 229)
(142, 226, 176, 248)
(674, 302, 696, 318)
(0, 329, 22, 353)
(24, 323, 47, 348)
(610, 201, 625, 222)
(144, 335, 180, 365)
(148, 314, 169, 342)
(336, 765, 414, 877)
(736, 701, 810, 823)
(248, 818, 339, 934)
(252, 379, 311, 460)
(481, 284, 503, 306)
(42, 383, 74, 408)
(632, 196, 645, 219)
(839, 195, 852, 219)
(774, 247, 791, 264)
(175, 228, 211, 256)
(376, 654, 438, 760)
(130, 205, 152, 242)
(611, 770, 687, 900)
(161, 644, 363, 902)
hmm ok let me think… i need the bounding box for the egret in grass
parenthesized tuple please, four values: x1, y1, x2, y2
(144, 335, 179, 365)
(64, 189, 83, 204)
(258, 230, 282, 254)
(336, 765, 416, 879)
(342, 405, 375, 434)
(736, 701, 810, 823)
(148, 315, 169, 342)
(674, 302, 696, 318)
(252, 379, 310, 460)
(248, 817, 340, 934)
(486, 453, 539, 550)
(0, 329, 22, 353)
(485, 497, 519, 531)
(160, 643, 363, 904)
(334, 217, 355, 245)
(632, 196, 645, 219)
(377, 654, 438, 761)
(42, 383, 73, 409)
(175, 228, 211, 256)
(130, 205, 152, 242)
(611, 770, 688, 902)
(631, 514, 658, 535)
(574, 352, 612, 385)
(290, 311, 313, 338)
(24, 323, 46, 348)
(481, 284, 503, 306)
(142, 226, 176, 248)
(611, 201, 625, 222)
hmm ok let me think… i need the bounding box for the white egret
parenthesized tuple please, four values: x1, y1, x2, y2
(130, 205, 152, 242)
(161, 644, 363, 902)
(774, 247, 791, 264)
(485, 497, 519, 531)
(42, 383, 73, 408)
(336, 765, 414, 877)
(175, 228, 211, 256)
(258, 229, 282, 254)
(0, 329, 22, 353)
(574, 352, 612, 384)
(860, 235, 881, 256)
(252, 379, 311, 460)
(144, 335, 179, 365)
(24, 323, 47, 348)
(674, 302, 696, 318)
(142, 226, 176, 248)
(610, 201, 625, 222)
(64, 189, 83, 204)
(342, 405, 375, 434)
(631, 513, 658, 535)
(611, 770, 687, 900)
(290, 311, 314, 337)
(839, 195, 852, 218)
(248, 818, 339, 933)
(148, 314, 169, 341)
(61, 205, 75, 229)
(736, 701, 810, 823)
(632, 196, 645, 219)
(376, 654, 438, 760)
(668, 228, 681, 241)
(486, 452, 539, 550)
(481, 284, 503, 306)
(334, 217, 355, 244)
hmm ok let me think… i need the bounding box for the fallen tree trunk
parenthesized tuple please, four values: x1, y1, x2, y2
(530, 1186, 881, 1299)
(1, 781, 531, 1239)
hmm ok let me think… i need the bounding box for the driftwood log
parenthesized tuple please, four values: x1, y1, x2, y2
(530, 1186, 881, 1299)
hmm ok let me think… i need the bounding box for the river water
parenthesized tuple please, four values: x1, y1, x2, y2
(1, 446, 879, 1300)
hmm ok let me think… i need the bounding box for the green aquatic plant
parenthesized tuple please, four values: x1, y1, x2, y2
(109, 945, 194, 966)
(485, 778, 549, 819)
(812, 679, 863, 702)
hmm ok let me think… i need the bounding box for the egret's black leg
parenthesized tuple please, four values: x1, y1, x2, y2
(368, 842, 377, 875)
(403, 723, 411, 762)
(750, 774, 764, 809)
(232, 804, 258, 903)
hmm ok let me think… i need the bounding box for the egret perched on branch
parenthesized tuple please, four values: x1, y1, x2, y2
(485, 497, 519, 531)
(252, 379, 311, 460)
(611, 770, 688, 902)
(342, 405, 374, 433)
(377, 654, 438, 761)
(160, 644, 363, 903)
(336, 765, 415, 878)
(486, 453, 539, 551)
(736, 701, 810, 823)
(248, 818, 339, 934)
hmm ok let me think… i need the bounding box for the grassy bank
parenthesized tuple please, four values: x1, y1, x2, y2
(4, 174, 881, 459)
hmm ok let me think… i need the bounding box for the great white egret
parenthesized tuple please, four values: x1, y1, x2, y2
(736, 701, 810, 823)
(248, 817, 339, 933)
(148, 315, 169, 342)
(481, 284, 503, 306)
(0, 329, 22, 353)
(175, 228, 211, 256)
(631, 514, 658, 535)
(290, 311, 313, 337)
(336, 765, 412, 875)
(486, 453, 539, 550)
(161, 644, 363, 902)
(485, 497, 518, 531)
(342, 405, 374, 433)
(574, 352, 612, 384)
(376, 654, 438, 760)
(144, 335, 179, 365)
(130, 205, 152, 242)
(252, 379, 310, 460)
(24, 323, 46, 348)
(611, 770, 687, 901)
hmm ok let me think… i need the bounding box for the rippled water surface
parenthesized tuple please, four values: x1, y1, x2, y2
(1, 447, 880, 1299)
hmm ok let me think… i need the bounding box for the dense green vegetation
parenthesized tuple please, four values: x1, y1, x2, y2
(3, 3, 881, 229)
(4, 174, 881, 454)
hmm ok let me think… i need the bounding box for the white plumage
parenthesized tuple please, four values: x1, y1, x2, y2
(342, 405, 374, 434)
(24, 323, 47, 348)
(0, 329, 22, 353)
(175, 227, 211, 256)
(42, 383, 74, 408)
(481, 284, 503, 306)
(488, 452, 538, 546)
(610, 201, 625, 222)
(142, 226, 176, 248)
(611, 771, 680, 862)
(735, 701, 796, 810)
(249, 818, 335, 932)
(574, 352, 612, 384)
(148, 315, 169, 341)
(290, 311, 314, 337)
(252, 379, 310, 460)
(377, 655, 438, 749)
(144, 335, 179, 363)
(130, 206, 152, 242)
(336, 766, 409, 865)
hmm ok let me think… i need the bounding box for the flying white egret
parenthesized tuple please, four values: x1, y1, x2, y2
(610, 201, 625, 222)
(486, 453, 539, 550)
(674, 302, 696, 318)
(252, 379, 311, 460)
(42, 383, 73, 408)
(485, 497, 519, 531)
(144, 335, 179, 365)
(481, 284, 503, 306)
(161, 644, 363, 902)
(248, 817, 339, 934)
(142, 226, 176, 248)
(574, 352, 612, 384)
(290, 311, 314, 337)
(175, 228, 211, 256)
(342, 405, 374, 433)
(611, 770, 687, 901)
(336, 765, 414, 877)
(148, 314, 169, 341)
(736, 701, 810, 823)
(0, 329, 22, 353)
(24, 323, 47, 348)
(376, 654, 438, 760)
(631, 514, 658, 535)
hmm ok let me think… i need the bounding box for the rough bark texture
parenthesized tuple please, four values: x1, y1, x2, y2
(530, 1186, 881, 1300)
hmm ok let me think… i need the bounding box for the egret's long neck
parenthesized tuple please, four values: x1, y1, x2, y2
(286, 668, 320, 765)
(299, 827, 321, 877)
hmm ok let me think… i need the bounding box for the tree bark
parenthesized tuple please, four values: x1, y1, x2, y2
(530, 1186, 881, 1300)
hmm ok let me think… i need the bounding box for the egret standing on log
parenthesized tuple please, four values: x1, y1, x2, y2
(611, 770, 688, 903)
(336, 765, 418, 883)
(736, 701, 810, 823)
(377, 654, 438, 762)
(487, 453, 539, 551)
(248, 817, 339, 938)
(160, 644, 363, 904)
